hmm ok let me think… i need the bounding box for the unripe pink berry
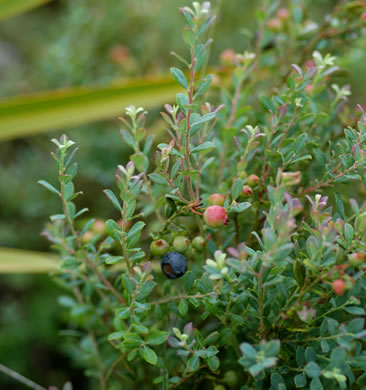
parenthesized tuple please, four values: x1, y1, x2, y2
(81, 231, 94, 244)
(305, 84, 313, 95)
(277, 8, 289, 21)
(93, 219, 106, 234)
(220, 49, 236, 66)
(247, 174, 260, 186)
(204, 206, 229, 228)
(349, 252, 365, 267)
(242, 185, 253, 197)
(332, 279, 346, 296)
(361, 12, 366, 22)
(267, 18, 282, 31)
(209, 193, 226, 206)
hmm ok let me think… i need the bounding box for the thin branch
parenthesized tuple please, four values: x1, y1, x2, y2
(0, 364, 47, 390)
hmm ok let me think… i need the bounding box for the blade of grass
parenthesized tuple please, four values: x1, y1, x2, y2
(0, 247, 59, 273)
(0, 0, 52, 22)
(0, 247, 161, 273)
(0, 75, 181, 141)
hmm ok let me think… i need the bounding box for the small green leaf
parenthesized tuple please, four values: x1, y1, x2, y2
(231, 179, 244, 201)
(191, 141, 215, 154)
(231, 202, 251, 213)
(178, 300, 188, 317)
(127, 221, 145, 248)
(208, 355, 220, 371)
(305, 361, 320, 378)
(344, 306, 365, 315)
(120, 129, 136, 150)
(184, 271, 195, 292)
(105, 219, 123, 241)
(149, 173, 169, 186)
(344, 223, 354, 244)
(105, 256, 124, 265)
(139, 345, 157, 365)
(294, 373, 307, 388)
(170, 67, 188, 89)
(187, 354, 200, 372)
(335, 193, 345, 219)
(115, 307, 130, 319)
(146, 330, 169, 346)
(38, 180, 60, 195)
(240, 343, 257, 360)
(103, 189, 122, 212)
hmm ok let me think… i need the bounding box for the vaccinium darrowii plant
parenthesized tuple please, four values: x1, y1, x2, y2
(40, 1, 366, 389)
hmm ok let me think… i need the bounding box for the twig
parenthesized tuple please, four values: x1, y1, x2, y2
(150, 293, 215, 306)
(0, 364, 47, 390)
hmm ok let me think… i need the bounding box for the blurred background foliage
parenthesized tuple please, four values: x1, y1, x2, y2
(1, 0, 366, 388)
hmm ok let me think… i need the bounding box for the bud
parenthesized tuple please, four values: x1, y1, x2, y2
(247, 174, 260, 186)
(173, 236, 190, 253)
(204, 206, 229, 228)
(209, 193, 226, 206)
(150, 239, 170, 256)
(280, 171, 302, 186)
(242, 185, 253, 197)
(183, 322, 194, 336)
(332, 279, 346, 296)
(126, 161, 135, 176)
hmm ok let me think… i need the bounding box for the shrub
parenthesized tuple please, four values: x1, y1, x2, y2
(39, 2, 366, 389)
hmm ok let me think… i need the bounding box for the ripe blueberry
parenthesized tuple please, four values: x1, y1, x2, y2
(161, 252, 187, 279)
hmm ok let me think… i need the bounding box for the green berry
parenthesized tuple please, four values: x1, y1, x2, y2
(214, 385, 226, 390)
(173, 236, 190, 253)
(223, 370, 238, 387)
(192, 236, 205, 251)
(150, 239, 169, 256)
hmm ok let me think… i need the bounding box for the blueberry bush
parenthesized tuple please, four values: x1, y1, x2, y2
(39, 2, 366, 389)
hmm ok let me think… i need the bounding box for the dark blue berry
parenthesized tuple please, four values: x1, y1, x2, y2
(161, 252, 187, 279)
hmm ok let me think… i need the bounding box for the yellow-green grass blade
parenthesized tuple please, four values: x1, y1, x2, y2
(0, 247, 162, 273)
(0, 0, 52, 22)
(0, 75, 180, 141)
(0, 247, 59, 273)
